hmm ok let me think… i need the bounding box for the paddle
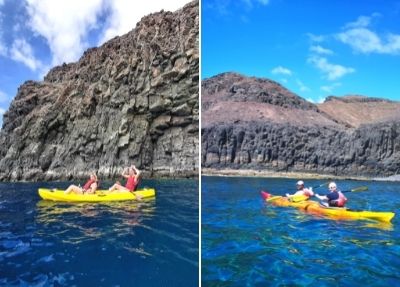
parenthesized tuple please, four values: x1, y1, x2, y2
(311, 182, 329, 189)
(315, 186, 368, 197)
(341, 186, 368, 193)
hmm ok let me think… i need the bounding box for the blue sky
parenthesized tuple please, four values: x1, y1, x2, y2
(202, 0, 400, 103)
(0, 0, 189, 128)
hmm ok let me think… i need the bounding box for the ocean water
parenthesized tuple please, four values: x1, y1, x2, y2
(202, 176, 400, 286)
(0, 179, 199, 286)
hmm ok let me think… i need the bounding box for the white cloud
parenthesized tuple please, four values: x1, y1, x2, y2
(310, 45, 333, 55)
(98, 0, 190, 45)
(24, 0, 189, 67)
(257, 0, 269, 5)
(306, 96, 326, 104)
(321, 83, 341, 93)
(337, 14, 400, 55)
(10, 38, 43, 71)
(296, 79, 310, 92)
(337, 27, 400, 55)
(345, 16, 372, 29)
(279, 78, 288, 84)
(0, 0, 4, 6)
(344, 13, 380, 29)
(308, 56, 355, 81)
(307, 33, 325, 43)
(25, 0, 104, 66)
(271, 66, 292, 76)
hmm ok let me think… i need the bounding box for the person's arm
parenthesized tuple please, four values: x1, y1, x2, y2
(132, 165, 141, 180)
(122, 167, 130, 179)
(315, 194, 327, 200)
(304, 188, 314, 196)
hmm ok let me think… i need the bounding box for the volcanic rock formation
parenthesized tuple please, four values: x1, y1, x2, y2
(0, 1, 199, 181)
(202, 72, 400, 177)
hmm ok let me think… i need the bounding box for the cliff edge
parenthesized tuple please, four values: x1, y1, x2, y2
(0, 1, 199, 181)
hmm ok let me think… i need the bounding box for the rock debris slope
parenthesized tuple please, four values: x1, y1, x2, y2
(0, 1, 199, 181)
(202, 72, 400, 177)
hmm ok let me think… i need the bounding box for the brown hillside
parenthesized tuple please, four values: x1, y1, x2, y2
(319, 95, 400, 128)
(202, 72, 340, 128)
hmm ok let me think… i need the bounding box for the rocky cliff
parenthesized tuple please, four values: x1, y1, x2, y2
(0, 1, 199, 181)
(202, 72, 400, 177)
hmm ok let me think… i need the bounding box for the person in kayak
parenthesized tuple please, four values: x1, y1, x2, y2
(315, 182, 347, 207)
(108, 165, 141, 193)
(64, 172, 98, 194)
(286, 180, 314, 199)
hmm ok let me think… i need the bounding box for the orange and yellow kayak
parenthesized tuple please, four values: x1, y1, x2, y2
(261, 191, 395, 223)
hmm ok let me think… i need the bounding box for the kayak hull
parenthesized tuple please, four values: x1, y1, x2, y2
(301, 201, 395, 222)
(262, 192, 395, 223)
(38, 188, 155, 202)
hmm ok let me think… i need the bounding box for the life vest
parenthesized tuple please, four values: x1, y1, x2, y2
(83, 179, 96, 191)
(294, 188, 313, 197)
(125, 176, 138, 192)
(329, 191, 347, 207)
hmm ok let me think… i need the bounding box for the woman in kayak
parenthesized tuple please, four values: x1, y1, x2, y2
(315, 182, 347, 207)
(108, 165, 141, 193)
(286, 180, 314, 199)
(64, 172, 98, 194)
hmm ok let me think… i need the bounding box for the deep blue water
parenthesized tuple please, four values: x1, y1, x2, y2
(0, 179, 198, 286)
(202, 176, 400, 286)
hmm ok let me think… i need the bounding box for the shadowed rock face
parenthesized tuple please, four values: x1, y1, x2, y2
(0, 1, 199, 181)
(202, 73, 400, 177)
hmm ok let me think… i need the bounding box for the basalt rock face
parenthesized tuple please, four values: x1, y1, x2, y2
(0, 1, 199, 181)
(202, 73, 400, 177)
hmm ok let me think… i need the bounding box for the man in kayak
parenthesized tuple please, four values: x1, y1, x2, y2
(315, 182, 347, 207)
(64, 172, 98, 194)
(108, 165, 141, 193)
(286, 180, 314, 200)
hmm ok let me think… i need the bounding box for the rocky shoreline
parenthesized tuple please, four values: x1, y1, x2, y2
(202, 168, 400, 182)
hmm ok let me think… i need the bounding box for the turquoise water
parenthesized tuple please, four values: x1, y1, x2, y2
(202, 176, 400, 286)
(0, 179, 198, 286)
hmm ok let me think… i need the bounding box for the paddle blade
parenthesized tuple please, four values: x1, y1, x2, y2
(351, 186, 368, 192)
(342, 186, 369, 193)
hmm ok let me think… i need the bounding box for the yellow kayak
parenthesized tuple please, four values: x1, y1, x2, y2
(38, 188, 155, 202)
(261, 191, 395, 223)
(300, 201, 395, 222)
